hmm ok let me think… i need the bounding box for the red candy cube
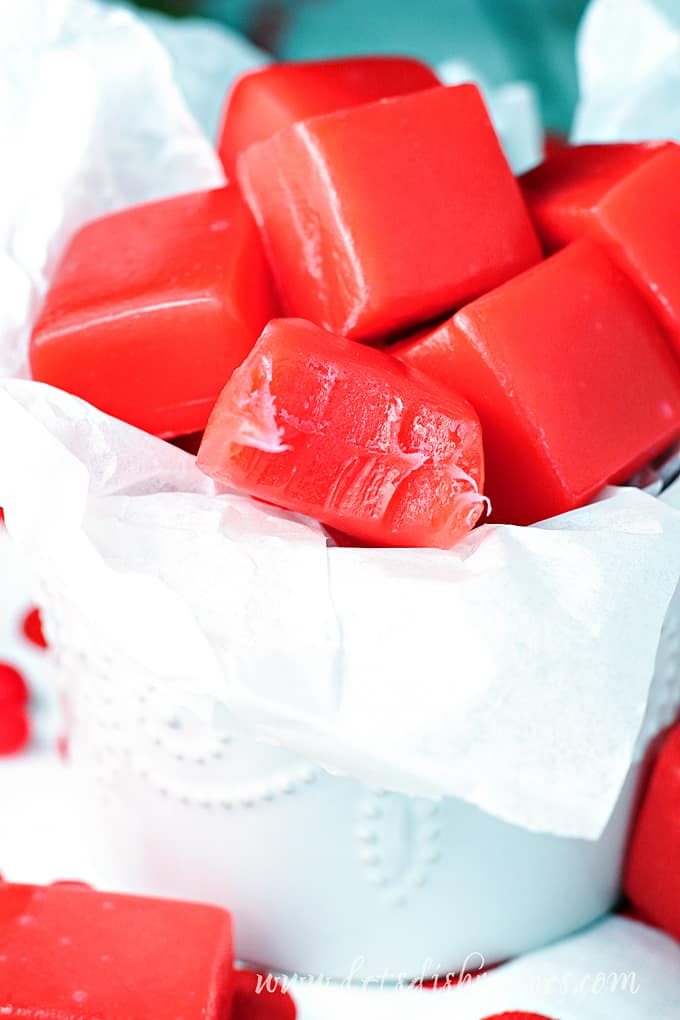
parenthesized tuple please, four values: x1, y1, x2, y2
(395, 240, 680, 525)
(238, 84, 541, 342)
(624, 723, 680, 941)
(197, 318, 485, 548)
(0, 882, 233, 1020)
(218, 56, 439, 178)
(522, 142, 680, 356)
(521, 142, 670, 252)
(30, 187, 278, 438)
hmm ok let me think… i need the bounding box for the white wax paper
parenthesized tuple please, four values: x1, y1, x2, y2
(573, 0, 680, 142)
(1, 380, 680, 840)
(136, 6, 268, 143)
(0, 0, 224, 380)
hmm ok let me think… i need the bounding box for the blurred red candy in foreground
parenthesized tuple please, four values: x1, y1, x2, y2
(0, 663, 29, 707)
(0, 664, 31, 757)
(21, 607, 47, 649)
(0, 882, 233, 1020)
(481, 1014, 556, 1019)
(0, 708, 30, 757)
(395, 240, 680, 525)
(625, 722, 680, 941)
(238, 84, 541, 341)
(198, 318, 485, 548)
(30, 187, 278, 438)
(218, 56, 439, 177)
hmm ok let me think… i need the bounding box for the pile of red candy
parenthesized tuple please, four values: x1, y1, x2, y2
(29, 58, 680, 547)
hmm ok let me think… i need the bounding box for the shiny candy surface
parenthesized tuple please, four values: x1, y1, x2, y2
(30, 187, 278, 438)
(521, 142, 670, 252)
(238, 84, 541, 341)
(395, 241, 680, 525)
(587, 145, 680, 357)
(218, 56, 439, 177)
(522, 142, 680, 357)
(197, 318, 485, 548)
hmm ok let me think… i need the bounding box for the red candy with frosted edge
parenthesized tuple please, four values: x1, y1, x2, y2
(197, 318, 485, 549)
(218, 56, 439, 178)
(395, 240, 680, 525)
(522, 142, 680, 357)
(521, 141, 671, 252)
(238, 84, 541, 342)
(0, 708, 30, 756)
(0, 882, 233, 1020)
(624, 723, 680, 941)
(30, 187, 278, 438)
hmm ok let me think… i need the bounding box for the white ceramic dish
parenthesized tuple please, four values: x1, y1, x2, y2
(57, 585, 680, 980)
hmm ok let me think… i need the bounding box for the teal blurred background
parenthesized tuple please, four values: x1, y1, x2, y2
(124, 0, 589, 131)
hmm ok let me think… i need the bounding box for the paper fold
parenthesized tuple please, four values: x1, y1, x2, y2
(2, 380, 680, 840)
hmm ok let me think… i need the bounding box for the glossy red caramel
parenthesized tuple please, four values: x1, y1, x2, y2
(198, 318, 485, 548)
(395, 241, 680, 525)
(218, 56, 439, 178)
(238, 85, 541, 342)
(589, 145, 680, 356)
(521, 142, 670, 252)
(522, 142, 680, 357)
(30, 187, 278, 438)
